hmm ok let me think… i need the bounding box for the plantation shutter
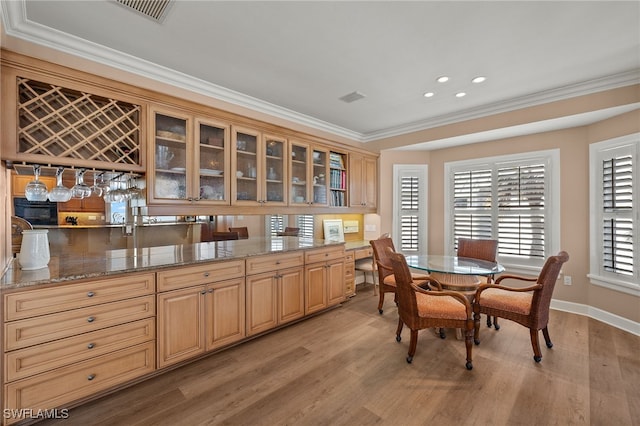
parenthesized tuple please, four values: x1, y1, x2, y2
(399, 175, 420, 252)
(497, 163, 546, 258)
(268, 215, 284, 236)
(602, 155, 634, 275)
(296, 215, 314, 238)
(453, 169, 492, 248)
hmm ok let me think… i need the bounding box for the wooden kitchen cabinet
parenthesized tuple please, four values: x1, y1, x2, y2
(349, 152, 377, 209)
(246, 252, 305, 336)
(344, 250, 355, 297)
(148, 107, 231, 205)
(289, 141, 330, 207)
(156, 261, 246, 368)
(304, 245, 346, 314)
(2, 272, 156, 424)
(11, 174, 56, 197)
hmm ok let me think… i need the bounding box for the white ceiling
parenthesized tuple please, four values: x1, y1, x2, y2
(1, 1, 639, 148)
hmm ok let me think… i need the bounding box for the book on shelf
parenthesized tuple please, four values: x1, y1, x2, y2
(329, 152, 345, 169)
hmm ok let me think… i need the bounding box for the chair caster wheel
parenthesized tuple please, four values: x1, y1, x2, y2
(466, 362, 473, 370)
(406, 356, 413, 363)
(494, 324, 501, 330)
(378, 309, 383, 315)
(474, 339, 480, 345)
(546, 342, 553, 348)
(439, 330, 446, 339)
(396, 335, 401, 342)
(534, 355, 542, 363)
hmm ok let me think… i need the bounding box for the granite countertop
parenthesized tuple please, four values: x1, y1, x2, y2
(344, 240, 371, 251)
(2, 237, 344, 291)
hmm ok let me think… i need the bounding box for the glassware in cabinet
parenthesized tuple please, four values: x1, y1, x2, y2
(311, 148, 329, 206)
(263, 136, 286, 204)
(153, 112, 189, 201)
(197, 120, 230, 203)
(232, 127, 259, 203)
(289, 141, 309, 205)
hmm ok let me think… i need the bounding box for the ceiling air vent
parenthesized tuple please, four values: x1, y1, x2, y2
(114, 0, 172, 22)
(339, 91, 366, 103)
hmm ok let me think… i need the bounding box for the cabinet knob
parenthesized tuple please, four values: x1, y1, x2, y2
(87, 316, 95, 323)
(87, 343, 95, 349)
(200, 290, 207, 295)
(275, 261, 281, 265)
(203, 272, 210, 277)
(87, 291, 95, 297)
(208, 288, 214, 293)
(87, 374, 96, 381)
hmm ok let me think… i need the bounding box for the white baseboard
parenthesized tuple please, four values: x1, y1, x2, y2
(551, 299, 640, 336)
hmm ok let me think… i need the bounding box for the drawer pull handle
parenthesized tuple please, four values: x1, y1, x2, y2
(203, 272, 210, 277)
(87, 343, 95, 349)
(275, 261, 281, 264)
(87, 374, 96, 381)
(200, 290, 207, 295)
(208, 288, 214, 293)
(87, 316, 95, 323)
(87, 291, 95, 297)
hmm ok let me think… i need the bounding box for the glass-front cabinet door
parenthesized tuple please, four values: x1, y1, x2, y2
(263, 135, 287, 205)
(151, 109, 191, 202)
(232, 127, 260, 204)
(196, 119, 230, 204)
(311, 147, 329, 206)
(289, 141, 310, 205)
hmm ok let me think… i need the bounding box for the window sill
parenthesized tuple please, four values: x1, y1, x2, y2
(588, 274, 640, 297)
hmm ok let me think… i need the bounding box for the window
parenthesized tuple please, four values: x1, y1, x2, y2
(295, 215, 314, 238)
(589, 134, 639, 296)
(445, 149, 560, 272)
(266, 215, 285, 236)
(393, 165, 428, 255)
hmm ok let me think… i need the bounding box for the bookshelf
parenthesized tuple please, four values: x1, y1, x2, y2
(329, 152, 347, 207)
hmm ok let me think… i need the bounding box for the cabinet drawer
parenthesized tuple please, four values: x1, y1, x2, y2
(5, 295, 155, 351)
(354, 247, 373, 260)
(345, 252, 355, 263)
(157, 260, 245, 292)
(304, 246, 345, 264)
(245, 252, 304, 276)
(4, 272, 155, 321)
(4, 341, 155, 422)
(5, 318, 155, 382)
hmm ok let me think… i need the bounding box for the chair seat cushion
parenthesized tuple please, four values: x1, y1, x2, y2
(415, 292, 467, 320)
(354, 259, 374, 271)
(478, 288, 532, 315)
(383, 273, 430, 287)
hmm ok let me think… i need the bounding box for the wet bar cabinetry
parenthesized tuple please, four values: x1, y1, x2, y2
(245, 252, 305, 336)
(349, 152, 377, 209)
(156, 260, 246, 368)
(2, 273, 156, 425)
(149, 107, 231, 205)
(304, 245, 346, 314)
(232, 127, 287, 206)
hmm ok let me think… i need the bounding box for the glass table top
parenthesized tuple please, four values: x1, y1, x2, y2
(405, 255, 505, 276)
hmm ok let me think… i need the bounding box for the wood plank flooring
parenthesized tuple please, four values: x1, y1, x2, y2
(40, 284, 639, 426)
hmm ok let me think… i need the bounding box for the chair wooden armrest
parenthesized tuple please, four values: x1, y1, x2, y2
(475, 282, 543, 302)
(495, 274, 538, 284)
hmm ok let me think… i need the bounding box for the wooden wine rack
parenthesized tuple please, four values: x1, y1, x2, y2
(16, 77, 142, 166)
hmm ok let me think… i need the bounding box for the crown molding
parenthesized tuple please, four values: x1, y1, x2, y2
(2, 0, 638, 145)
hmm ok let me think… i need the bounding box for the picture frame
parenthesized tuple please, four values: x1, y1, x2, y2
(323, 219, 345, 242)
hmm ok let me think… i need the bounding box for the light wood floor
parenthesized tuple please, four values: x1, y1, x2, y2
(41, 284, 639, 426)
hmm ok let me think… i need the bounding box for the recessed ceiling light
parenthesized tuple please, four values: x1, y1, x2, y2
(423, 92, 435, 98)
(455, 92, 466, 98)
(436, 76, 449, 83)
(471, 76, 486, 83)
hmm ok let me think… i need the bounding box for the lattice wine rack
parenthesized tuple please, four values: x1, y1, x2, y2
(17, 77, 142, 166)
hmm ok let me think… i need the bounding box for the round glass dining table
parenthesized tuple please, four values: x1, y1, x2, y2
(404, 255, 505, 295)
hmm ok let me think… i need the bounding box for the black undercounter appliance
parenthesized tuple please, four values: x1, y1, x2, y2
(13, 197, 58, 226)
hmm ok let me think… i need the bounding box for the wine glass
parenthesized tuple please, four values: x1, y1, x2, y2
(71, 169, 92, 199)
(24, 165, 49, 201)
(47, 167, 72, 202)
(92, 172, 110, 197)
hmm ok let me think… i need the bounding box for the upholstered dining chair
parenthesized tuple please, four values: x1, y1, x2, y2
(228, 227, 249, 239)
(457, 238, 499, 327)
(277, 227, 300, 236)
(472, 251, 569, 362)
(370, 236, 429, 314)
(388, 249, 474, 369)
(211, 231, 240, 241)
